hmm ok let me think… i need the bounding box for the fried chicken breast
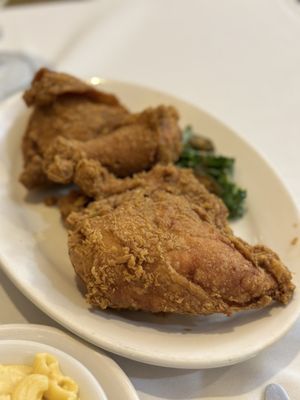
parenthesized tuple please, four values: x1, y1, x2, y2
(59, 164, 294, 315)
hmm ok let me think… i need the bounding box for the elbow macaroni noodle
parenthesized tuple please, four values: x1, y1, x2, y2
(0, 353, 80, 400)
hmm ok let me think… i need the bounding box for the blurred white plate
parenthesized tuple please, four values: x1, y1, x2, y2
(0, 80, 299, 369)
(0, 324, 139, 400)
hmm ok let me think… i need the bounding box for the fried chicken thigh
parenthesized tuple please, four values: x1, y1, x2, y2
(20, 68, 128, 188)
(60, 164, 294, 315)
(20, 69, 182, 189)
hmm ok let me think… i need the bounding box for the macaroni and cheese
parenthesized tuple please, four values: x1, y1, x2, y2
(0, 353, 80, 400)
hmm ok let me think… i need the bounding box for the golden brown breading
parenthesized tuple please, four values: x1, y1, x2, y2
(43, 105, 182, 183)
(61, 161, 227, 229)
(23, 68, 124, 107)
(20, 69, 182, 189)
(20, 69, 129, 189)
(60, 164, 294, 315)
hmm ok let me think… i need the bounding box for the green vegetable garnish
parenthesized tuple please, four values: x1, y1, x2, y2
(176, 126, 247, 220)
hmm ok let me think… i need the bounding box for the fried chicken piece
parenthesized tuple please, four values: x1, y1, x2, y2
(60, 164, 294, 315)
(20, 69, 129, 189)
(20, 68, 182, 189)
(43, 105, 181, 183)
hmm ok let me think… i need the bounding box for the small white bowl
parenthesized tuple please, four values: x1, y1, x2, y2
(0, 339, 107, 400)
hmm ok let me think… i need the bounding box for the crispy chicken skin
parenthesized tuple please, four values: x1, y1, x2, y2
(43, 105, 181, 182)
(20, 69, 128, 189)
(59, 164, 294, 315)
(20, 69, 182, 188)
(60, 162, 228, 229)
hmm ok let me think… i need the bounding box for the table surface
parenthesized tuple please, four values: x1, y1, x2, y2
(1, 1, 300, 399)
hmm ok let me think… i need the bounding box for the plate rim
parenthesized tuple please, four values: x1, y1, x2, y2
(0, 80, 299, 369)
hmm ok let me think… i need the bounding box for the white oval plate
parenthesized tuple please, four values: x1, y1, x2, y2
(0, 80, 299, 369)
(0, 324, 139, 400)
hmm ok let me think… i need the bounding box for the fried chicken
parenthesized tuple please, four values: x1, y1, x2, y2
(20, 69, 295, 317)
(20, 69, 182, 189)
(43, 105, 181, 183)
(20, 68, 129, 189)
(59, 163, 294, 315)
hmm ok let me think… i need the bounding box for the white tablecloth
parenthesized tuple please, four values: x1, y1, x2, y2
(1, 1, 300, 398)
